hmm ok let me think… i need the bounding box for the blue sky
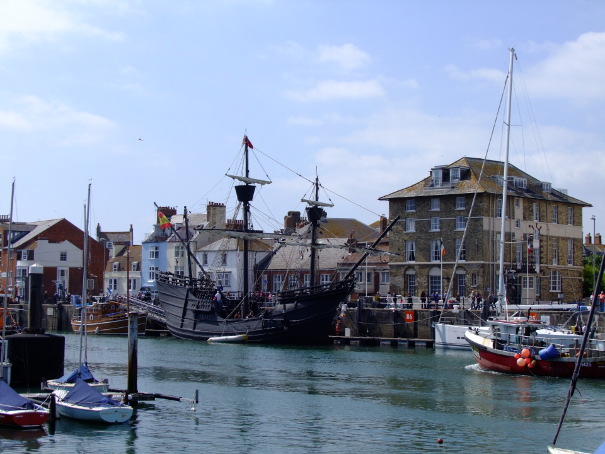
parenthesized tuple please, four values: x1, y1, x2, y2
(1, 0, 605, 244)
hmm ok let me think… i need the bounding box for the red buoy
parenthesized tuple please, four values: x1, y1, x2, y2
(438, 438, 443, 444)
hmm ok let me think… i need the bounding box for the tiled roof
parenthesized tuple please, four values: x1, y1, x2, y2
(380, 156, 591, 207)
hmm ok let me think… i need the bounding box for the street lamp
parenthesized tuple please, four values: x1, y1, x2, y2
(592, 215, 597, 297)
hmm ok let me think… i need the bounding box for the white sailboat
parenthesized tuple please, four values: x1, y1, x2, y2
(53, 184, 132, 423)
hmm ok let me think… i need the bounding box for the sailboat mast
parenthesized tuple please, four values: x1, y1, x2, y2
(1, 179, 15, 381)
(80, 183, 91, 370)
(497, 48, 515, 311)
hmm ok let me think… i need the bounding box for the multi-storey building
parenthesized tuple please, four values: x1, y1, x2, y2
(380, 157, 590, 304)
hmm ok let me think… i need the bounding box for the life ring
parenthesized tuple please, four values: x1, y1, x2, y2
(90, 314, 94, 321)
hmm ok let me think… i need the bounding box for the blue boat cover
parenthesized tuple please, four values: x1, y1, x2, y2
(0, 379, 36, 410)
(62, 379, 121, 408)
(54, 363, 98, 384)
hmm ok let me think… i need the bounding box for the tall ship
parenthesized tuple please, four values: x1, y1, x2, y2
(156, 136, 392, 344)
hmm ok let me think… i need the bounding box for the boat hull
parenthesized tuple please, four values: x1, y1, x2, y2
(465, 330, 605, 378)
(157, 277, 355, 344)
(0, 407, 49, 429)
(56, 401, 133, 423)
(71, 314, 147, 335)
(434, 323, 488, 349)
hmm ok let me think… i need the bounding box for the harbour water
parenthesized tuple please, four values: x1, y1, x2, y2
(1, 332, 603, 453)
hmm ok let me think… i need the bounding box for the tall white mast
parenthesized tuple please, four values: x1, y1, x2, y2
(497, 48, 516, 315)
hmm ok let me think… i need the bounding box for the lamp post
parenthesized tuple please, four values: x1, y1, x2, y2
(592, 215, 597, 296)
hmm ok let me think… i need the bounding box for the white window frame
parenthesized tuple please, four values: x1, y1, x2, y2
(405, 199, 416, 212)
(405, 240, 416, 262)
(455, 196, 465, 210)
(149, 246, 159, 259)
(568, 207, 574, 226)
(406, 218, 415, 232)
(549, 270, 562, 293)
(552, 205, 558, 224)
(430, 217, 440, 232)
(430, 198, 440, 211)
(455, 216, 467, 231)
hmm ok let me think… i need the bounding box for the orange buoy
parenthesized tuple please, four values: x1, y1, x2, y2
(514, 353, 521, 359)
(517, 357, 526, 367)
(521, 348, 531, 358)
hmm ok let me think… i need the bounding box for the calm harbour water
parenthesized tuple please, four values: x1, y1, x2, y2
(1, 332, 603, 454)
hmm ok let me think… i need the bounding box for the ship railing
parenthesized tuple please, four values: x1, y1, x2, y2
(495, 332, 603, 357)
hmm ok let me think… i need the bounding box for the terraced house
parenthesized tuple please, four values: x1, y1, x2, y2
(380, 157, 590, 305)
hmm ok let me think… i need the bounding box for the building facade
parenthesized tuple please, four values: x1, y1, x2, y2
(380, 157, 590, 304)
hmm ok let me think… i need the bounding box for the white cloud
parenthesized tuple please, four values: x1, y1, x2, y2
(0, 95, 116, 145)
(317, 43, 371, 71)
(285, 79, 385, 102)
(0, 0, 124, 56)
(524, 32, 605, 103)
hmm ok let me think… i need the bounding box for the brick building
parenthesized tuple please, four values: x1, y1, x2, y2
(380, 157, 590, 304)
(0, 218, 105, 302)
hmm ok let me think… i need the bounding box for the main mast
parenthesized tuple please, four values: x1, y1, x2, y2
(497, 48, 516, 313)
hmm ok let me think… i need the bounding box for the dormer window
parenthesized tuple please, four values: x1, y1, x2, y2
(450, 167, 460, 182)
(432, 169, 442, 187)
(542, 182, 552, 193)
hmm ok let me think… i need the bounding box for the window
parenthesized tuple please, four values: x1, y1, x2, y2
(355, 271, 364, 283)
(319, 274, 331, 285)
(455, 238, 466, 261)
(533, 203, 540, 222)
(112, 262, 119, 272)
(432, 169, 442, 187)
(405, 218, 415, 232)
(175, 245, 186, 258)
(549, 270, 562, 292)
(149, 266, 158, 281)
(522, 276, 534, 289)
(108, 278, 118, 292)
(16, 267, 27, 278)
(471, 273, 477, 287)
(430, 240, 442, 262)
(430, 217, 440, 231)
(456, 272, 466, 298)
(450, 167, 460, 182)
(132, 261, 138, 272)
(516, 241, 522, 264)
(515, 219, 520, 229)
(455, 216, 467, 230)
(175, 266, 184, 277)
(552, 205, 558, 224)
(60, 251, 67, 261)
(220, 252, 227, 266)
(568, 207, 574, 225)
(430, 198, 440, 211)
(405, 199, 416, 212)
(429, 274, 441, 295)
(303, 274, 310, 288)
(217, 272, 230, 288)
(496, 198, 503, 218)
(380, 271, 389, 284)
(273, 274, 284, 292)
(405, 241, 416, 262)
(149, 246, 159, 259)
(21, 250, 31, 260)
(552, 240, 559, 265)
(406, 272, 416, 296)
(129, 278, 137, 291)
(202, 253, 208, 265)
(288, 275, 298, 289)
(567, 239, 574, 266)
(455, 197, 465, 210)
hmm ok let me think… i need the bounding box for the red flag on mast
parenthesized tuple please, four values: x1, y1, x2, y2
(243, 135, 253, 149)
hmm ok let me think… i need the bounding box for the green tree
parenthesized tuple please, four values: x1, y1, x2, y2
(583, 253, 603, 297)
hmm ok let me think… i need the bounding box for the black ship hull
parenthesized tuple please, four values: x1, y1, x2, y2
(156, 274, 354, 344)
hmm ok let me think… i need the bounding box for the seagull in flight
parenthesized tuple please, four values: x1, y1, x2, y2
(137, 137, 144, 141)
